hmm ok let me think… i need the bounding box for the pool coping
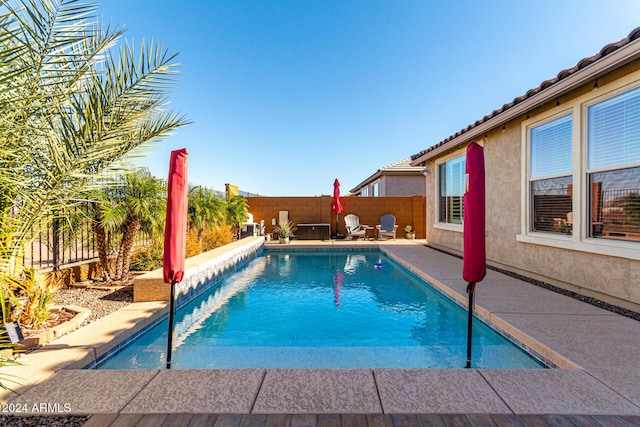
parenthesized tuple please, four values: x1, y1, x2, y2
(1, 239, 639, 416)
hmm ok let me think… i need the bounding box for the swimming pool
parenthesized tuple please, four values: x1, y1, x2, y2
(96, 250, 544, 369)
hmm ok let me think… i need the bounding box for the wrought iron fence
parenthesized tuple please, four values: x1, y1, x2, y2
(599, 188, 640, 234)
(21, 204, 151, 272)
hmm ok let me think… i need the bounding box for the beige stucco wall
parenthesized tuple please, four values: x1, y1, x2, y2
(424, 59, 640, 311)
(381, 175, 426, 196)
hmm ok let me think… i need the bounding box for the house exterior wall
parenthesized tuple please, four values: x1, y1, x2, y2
(381, 175, 426, 196)
(245, 196, 426, 238)
(424, 59, 640, 310)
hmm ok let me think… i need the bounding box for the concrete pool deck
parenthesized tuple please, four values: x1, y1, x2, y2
(1, 240, 640, 424)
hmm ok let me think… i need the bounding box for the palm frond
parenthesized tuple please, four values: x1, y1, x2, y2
(0, 0, 188, 284)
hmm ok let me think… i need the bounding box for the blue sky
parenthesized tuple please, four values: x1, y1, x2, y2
(97, 1, 640, 196)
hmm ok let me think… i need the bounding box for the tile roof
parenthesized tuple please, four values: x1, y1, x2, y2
(349, 158, 424, 193)
(378, 158, 419, 171)
(410, 26, 640, 162)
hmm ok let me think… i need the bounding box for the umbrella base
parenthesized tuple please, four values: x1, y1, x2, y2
(332, 233, 345, 240)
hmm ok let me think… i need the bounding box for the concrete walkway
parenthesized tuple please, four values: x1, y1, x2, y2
(2, 241, 639, 425)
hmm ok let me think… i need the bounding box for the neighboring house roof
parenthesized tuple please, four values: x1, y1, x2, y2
(349, 158, 425, 194)
(410, 26, 640, 165)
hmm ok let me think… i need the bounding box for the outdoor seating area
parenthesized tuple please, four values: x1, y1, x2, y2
(241, 194, 425, 243)
(344, 213, 367, 239)
(343, 213, 399, 240)
(377, 214, 398, 240)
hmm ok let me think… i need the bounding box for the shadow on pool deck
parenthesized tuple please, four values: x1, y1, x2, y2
(1, 240, 639, 425)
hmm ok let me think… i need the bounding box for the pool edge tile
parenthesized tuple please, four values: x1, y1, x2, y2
(374, 369, 512, 414)
(122, 369, 265, 414)
(253, 369, 382, 414)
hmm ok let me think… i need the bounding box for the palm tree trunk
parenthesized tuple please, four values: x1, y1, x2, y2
(115, 218, 140, 281)
(114, 239, 125, 281)
(121, 219, 141, 279)
(93, 222, 111, 282)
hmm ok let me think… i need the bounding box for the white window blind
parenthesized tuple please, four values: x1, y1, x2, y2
(530, 114, 572, 179)
(588, 86, 640, 170)
(446, 156, 465, 196)
(529, 114, 572, 234)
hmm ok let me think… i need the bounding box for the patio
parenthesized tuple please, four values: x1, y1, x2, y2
(1, 240, 639, 426)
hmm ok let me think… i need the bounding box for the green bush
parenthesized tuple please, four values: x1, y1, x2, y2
(130, 243, 164, 271)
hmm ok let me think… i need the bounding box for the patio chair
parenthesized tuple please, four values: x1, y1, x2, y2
(343, 254, 367, 273)
(344, 214, 367, 240)
(376, 214, 398, 240)
(240, 213, 260, 238)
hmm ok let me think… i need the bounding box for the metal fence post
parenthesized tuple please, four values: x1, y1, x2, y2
(52, 216, 59, 271)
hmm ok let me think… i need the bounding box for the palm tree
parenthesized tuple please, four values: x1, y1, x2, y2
(86, 187, 125, 281)
(111, 169, 166, 281)
(188, 186, 226, 242)
(225, 196, 249, 239)
(0, 0, 188, 336)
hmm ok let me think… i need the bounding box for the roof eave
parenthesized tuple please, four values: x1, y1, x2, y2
(349, 167, 425, 193)
(349, 170, 382, 193)
(410, 37, 640, 166)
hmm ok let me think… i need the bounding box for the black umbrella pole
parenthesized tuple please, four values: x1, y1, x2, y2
(166, 281, 176, 369)
(466, 282, 476, 369)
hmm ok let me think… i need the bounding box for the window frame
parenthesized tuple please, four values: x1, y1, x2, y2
(371, 180, 380, 197)
(434, 148, 467, 232)
(517, 74, 640, 260)
(584, 85, 640, 242)
(526, 112, 574, 236)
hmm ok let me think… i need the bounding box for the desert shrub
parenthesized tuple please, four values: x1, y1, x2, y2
(202, 224, 234, 251)
(185, 228, 203, 258)
(130, 225, 235, 270)
(129, 242, 164, 271)
(15, 269, 62, 329)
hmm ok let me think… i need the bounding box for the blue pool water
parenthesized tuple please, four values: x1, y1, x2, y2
(96, 250, 544, 369)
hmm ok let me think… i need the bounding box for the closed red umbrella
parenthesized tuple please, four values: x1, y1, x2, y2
(163, 148, 188, 369)
(331, 178, 343, 238)
(333, 270, 343, 307)
(463, 141, 485, 368)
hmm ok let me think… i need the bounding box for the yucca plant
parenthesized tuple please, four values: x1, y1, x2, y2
(274, 221, 296, 238)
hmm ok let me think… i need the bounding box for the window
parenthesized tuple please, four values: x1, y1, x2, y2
(587, 86, 640, 241)
(361, 187, 369, 196)
(372, 182, 379, 197)
(439, 155, 465, 224)
(529, 114, 573, 234)
(520, 80, 640, 258)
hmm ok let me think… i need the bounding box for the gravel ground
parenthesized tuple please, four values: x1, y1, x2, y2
(0, 415, 89, 426)
(51, 286, 134, 325)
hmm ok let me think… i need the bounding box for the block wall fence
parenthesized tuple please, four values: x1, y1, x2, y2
(245, 196, 426, 238)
